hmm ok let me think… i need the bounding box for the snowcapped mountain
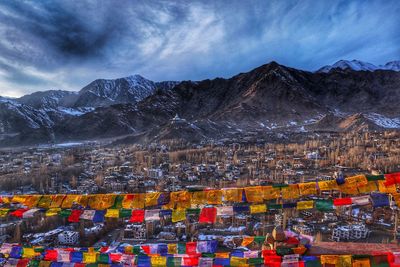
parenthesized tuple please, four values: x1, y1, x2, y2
(318, 60, 378, 72)
(73, 74, 179, 108)
(318, 59, 400, 72)
(1, 61, 400, 147)
(383, 61, 400, 71)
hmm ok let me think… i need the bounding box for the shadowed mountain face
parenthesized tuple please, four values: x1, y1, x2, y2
(1, 61, 400, 147)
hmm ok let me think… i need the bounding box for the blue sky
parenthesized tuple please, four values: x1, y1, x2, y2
(0, 0, 399, 97)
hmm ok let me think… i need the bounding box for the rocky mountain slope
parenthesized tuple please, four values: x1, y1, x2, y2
(1, 60, 399, 146)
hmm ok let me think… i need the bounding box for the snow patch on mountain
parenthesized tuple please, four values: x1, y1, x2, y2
(365, 113, 400, 128)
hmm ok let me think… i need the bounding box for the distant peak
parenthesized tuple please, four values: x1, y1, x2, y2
(318, 59, 400, 73)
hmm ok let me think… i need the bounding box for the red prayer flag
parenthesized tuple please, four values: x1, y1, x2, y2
(262, 250, 277, 257)
(186, 242, 197, 255)
(141, 245, 150, 255)
(182, 255, 199, 266)
(129, 209, 144, 223)
(110, 253, 122, 262)
(285, 236, 300, 245)
(74, 264, 85, 267)
(384, 172, 400, 186)
(16, 259, 30, 267)
(10, 208, 28, 218)
(198, 207, 217, 224)
(68, 209, 83, 222)
(44, 249, 58, 261)
(333, 198, 352, 206)
(100, 246, 109, 253)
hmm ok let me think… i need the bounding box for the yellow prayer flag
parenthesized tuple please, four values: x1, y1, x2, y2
(165, 191, 191, 209)
(0, 208, 9, 217)
(352, 258, 371, 267)
(262, 186, 280, 200)
(105, 209, 119, 218)
(321, 255, 338, 265)
(83, 252, 97, 264)
(151, 256, 167, 266)
(121, 193, 145, 209)
(347, 175, 368, 187)
(88, 194, 114, 210)
(296, 200, 314, 210)
(37, 195, 52, 209)
(168, 244, 177, 254)
(222, 188, 242, 202)
(358, 181, 378, 193)
(281, 184, 300, 200)
(61, 195, 81, 208)
(338, 255, 352, 267)
(318, 180, 338, 191)
(22, 247, 36, 258)
(244, 186, 263, 203)
(215, 252, 230, 258)
(39, 261, 52, 267)
(172, 209, 186, 222)
(145, 192, 161, 207)
(298, 182, 317, 196)
(24, 195, 41, 207)
(12, 195, 27, 204)
(230, 256, 248, 267)
(206, 190, 222, 205)
(45, 208, 61, 217)
(191, 191, 207, 205)
(338, 179, 359, 195)
(241, 236, 255, 246)
(50, 195, 65, 208)
(250, 204, 267, 214)
(378, 180, 397, 194)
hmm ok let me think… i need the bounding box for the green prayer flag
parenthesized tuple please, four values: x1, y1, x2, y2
(59, 209, 72, 218)
(177, 243, 186, 254)
(272, 184, 288, 188)
(366, 174, 385, 181)
(201, 253, 215, 258)
(119, 208, 132, 218)
(249, 258, 264, 265)
(186, 208, 201, 215)
(316, 199, 333, 211)
(268, 203, 283, 210)
(305, 260, 322, 267)
(167, 257, 182, 267)
(98, 253, 110, 263)
(28, 260, 40, 267)
(112, 195, 124, 209)
(254, 236, 266, 244)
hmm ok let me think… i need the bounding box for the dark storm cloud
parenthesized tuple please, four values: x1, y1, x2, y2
(0, 0, 399, 97)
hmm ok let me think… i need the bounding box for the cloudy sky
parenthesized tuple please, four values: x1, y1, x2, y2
(0, 0, 399, 97)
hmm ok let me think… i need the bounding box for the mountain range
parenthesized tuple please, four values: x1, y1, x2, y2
(0, 59, 400, 147)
